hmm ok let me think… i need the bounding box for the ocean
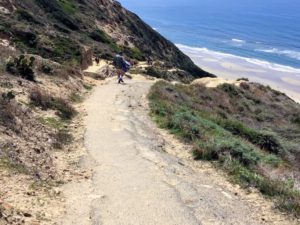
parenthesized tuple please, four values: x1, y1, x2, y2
(119, 0, 300, 100)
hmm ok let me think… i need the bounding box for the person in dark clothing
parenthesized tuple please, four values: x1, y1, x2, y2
(113, 52, 131, 84)
(147, 56, 153, 66)
(95, 57, 100, 66)
(118, 73, 124, 84)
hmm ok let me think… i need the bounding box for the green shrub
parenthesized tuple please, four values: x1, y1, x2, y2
(53, 129, 73, 149)
(41, 64, 54, 74)
(0, 156, 29, 174)
(13, 30, 38, 48)
(53, 23, 71, 33)
(83, 83, 93, 91)
(151, 104, 262, 168)
(16, 9, 41, 24)
(123, 47, 144, 61)
(216, 119, 283, 154)
(70, 92, 83, 103)
(89, 30, 119, 52)
(130, 68, 144, 74)
(38, 116, 73, 149)
(36, 0, 78, 30)
(6, 55, 36, 81)
(99, 52, 113, 60)
(57, 0, 76, 14)
(89, 30, 112, 44)
(219, 83, 239, 97)
(168, 111, 202, 141)
(237, 77, 249, 82)
(195, 138, 260, 167)
(2, 91, 15, 101)
(223, 159, 300, 216)
(50, 36, 82, 63)
(264, 154, 281, 167)
(255, 131, 283, 154)
(51, 98, 77, 120)
(292, 115, 300, 126)
(146, 67, 169, 79)
(277, 196, 300, 217)
(148, 81, 300, 217)
(39, 117, 65, 130)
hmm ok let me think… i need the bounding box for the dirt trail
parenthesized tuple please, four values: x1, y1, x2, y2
(59, 72, 296, 225)
(84, 60, 108, 73)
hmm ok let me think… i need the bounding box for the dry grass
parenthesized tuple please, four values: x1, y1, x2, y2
(0, 45, 17, 73)
(30, 88, 77, 120)
(0, 97, 21, 131)
(52, 129, 73, 149)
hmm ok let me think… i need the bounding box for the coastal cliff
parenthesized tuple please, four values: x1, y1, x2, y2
(0, 0, 299, 224)
(0, 0, 212, 78)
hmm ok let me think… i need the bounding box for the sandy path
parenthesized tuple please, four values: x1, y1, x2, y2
(84, 60, 109, 73)
(60, 74, 295, 225)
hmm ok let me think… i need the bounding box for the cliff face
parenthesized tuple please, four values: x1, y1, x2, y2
(0, 0, 213, 78)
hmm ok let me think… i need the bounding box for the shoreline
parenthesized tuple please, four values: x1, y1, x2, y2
(178, 44, 300, 103)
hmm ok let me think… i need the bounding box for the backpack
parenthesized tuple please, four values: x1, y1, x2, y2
(124, 60, 131, 72)
(113, 55, 124, 70)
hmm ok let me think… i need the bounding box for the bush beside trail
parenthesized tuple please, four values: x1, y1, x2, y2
(148, 80, 300, 217)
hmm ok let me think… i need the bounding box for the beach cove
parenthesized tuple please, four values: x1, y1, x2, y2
(178, 44, 300, 103)
(120, 0, 300, 102)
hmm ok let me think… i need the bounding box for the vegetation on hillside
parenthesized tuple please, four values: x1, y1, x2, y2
(0, 40, 86, 180)
(6, 55, 36, 81)
(0, 0, 212, 79)
(149, 81, 300, 217)
(30, 88, 77, 120)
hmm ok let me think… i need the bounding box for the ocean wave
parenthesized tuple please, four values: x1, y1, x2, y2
(256, 48, 300, 61)
(176, 44, 300, 74)
(231, 38, 246, 43)
(245, 58, 300, 73)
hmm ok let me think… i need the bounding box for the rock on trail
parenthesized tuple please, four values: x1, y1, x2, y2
(59, 72, 294, 225)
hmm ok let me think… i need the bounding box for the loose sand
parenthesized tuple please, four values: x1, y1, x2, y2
(192, 77, 246, 88)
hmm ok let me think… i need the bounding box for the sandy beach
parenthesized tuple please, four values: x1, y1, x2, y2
(178, 44, 300, 103)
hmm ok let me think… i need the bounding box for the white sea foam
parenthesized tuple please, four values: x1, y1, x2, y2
(245, 58, 300, 73)
(176, 44, 300, 74)
(256, 48, 300, 61)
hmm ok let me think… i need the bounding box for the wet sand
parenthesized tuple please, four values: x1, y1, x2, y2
(178, 44, 300, 103)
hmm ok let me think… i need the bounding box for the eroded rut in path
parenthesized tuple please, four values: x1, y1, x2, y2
(60, 77, 294, 225)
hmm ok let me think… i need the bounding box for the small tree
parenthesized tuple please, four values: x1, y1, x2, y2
(6, 55, 36, 81)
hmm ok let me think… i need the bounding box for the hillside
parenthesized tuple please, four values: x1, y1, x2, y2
(149, 79, 300, 217)
(0, 0, 215, 223)
(0, 0, 212, 79)
(1, 0, 299, 224)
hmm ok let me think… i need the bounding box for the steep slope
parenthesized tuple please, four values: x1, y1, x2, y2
(0, 0, 213, 78)
(149, 79, 300, 217)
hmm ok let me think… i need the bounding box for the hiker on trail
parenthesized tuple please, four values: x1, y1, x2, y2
(95, 57, 100, 66)
(113, 52, 131, 84)
(147, 56, 153, 66)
